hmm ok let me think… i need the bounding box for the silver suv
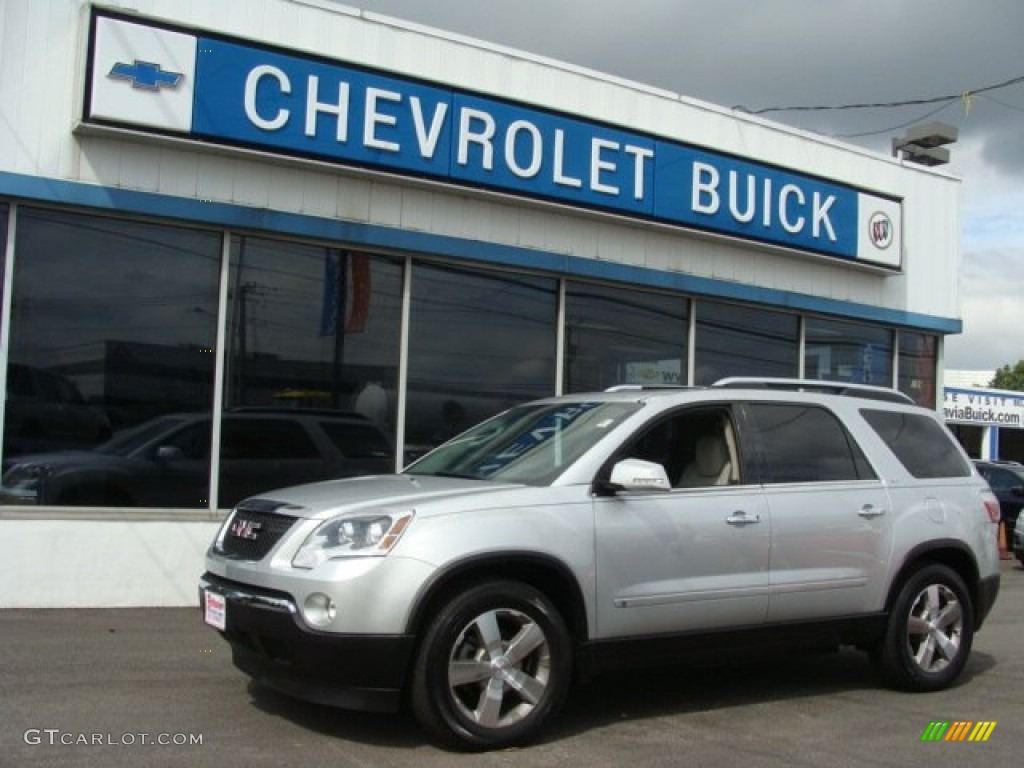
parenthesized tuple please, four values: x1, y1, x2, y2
(200, 379, 1001, 750)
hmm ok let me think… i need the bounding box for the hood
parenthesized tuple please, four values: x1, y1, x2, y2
(237, 473, 525, 520)
(3, 450, 124, 474)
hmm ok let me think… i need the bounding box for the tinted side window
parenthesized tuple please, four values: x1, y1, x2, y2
(319, 421, 392, 459)
(748, 403, 875, 483)
(860, 409, 970, 479)
(7, 365, 32, 396)
(36, 372, 62, 402)
(53, 375, 86, 405)
(221, 419, 319, 460)
(160, 421, 211, 460)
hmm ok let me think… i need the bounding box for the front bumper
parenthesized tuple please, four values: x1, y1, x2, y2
(200, 572, 415, 712)
(0, 485, 38, 504)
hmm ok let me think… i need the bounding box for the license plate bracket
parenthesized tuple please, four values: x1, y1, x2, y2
(203, 589, 226, 631)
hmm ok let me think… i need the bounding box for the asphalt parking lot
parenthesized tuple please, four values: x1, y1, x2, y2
(3, 559, 1021, 768)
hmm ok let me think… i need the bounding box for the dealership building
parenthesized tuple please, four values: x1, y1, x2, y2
(0, 0, 965, 606)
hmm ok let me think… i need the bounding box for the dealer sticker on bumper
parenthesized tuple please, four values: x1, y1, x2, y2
(204, 590, 226, 631)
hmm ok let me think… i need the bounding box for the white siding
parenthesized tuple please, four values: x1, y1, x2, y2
(0, 0, 962, 321)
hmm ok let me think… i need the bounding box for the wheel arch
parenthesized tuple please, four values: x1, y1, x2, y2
(886, 540, 981, 624)
(405, 552, 590, 646)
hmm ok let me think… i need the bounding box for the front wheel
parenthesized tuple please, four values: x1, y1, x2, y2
(872, 564, 973, 691)
(410, 581, 572, 750)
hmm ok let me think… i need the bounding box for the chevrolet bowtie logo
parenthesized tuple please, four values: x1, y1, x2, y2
(108, 59, 183, 90)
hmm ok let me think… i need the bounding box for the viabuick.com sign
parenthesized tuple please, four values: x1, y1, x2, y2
(943, 388, 1024, 427)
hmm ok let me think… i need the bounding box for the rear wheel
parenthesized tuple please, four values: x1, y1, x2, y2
(872, 564, 973, 691)
(410, 581, 571, 750)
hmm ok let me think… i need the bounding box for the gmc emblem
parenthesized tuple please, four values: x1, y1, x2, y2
(229, 518, 263, 541)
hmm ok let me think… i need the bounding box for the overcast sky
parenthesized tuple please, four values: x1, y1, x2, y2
(340, 0, 1024, 375)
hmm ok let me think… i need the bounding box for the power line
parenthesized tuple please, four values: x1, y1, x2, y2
(835, 102, 956, 140)
(738, 73, 1024, 116)
(979, 92, 1024, 113)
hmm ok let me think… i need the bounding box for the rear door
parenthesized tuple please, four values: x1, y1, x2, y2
(743, 401, 893, 622)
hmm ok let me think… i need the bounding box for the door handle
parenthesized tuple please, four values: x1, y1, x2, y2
(858, 504, 886, 519)
(726, 511, 761, 526)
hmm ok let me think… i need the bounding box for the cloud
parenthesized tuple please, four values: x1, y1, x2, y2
(978, 105, 1024, 175)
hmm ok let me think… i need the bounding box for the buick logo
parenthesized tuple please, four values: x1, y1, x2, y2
(229, 518, 263, 541)
(868, 211, 893, 250)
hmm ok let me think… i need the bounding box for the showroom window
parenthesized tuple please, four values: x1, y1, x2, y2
(805, 317, 892, 386)
(693, 301, 799, 385)
(564, 282, 688, 392)
(2, 208, 221, 507)
(224, 237, 403, 504)
(406, 263, 557, 454)
(897, 330, 938, 407)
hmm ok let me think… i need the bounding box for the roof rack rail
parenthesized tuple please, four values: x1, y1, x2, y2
(604, 384, 693, 392)
(711, 377, 915, 404)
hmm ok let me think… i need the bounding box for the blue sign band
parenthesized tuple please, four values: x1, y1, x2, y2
(92, 13, 889, 266)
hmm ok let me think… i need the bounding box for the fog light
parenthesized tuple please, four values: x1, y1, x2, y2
(303, 592, 337, 627)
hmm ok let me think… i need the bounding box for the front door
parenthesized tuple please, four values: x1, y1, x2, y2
(593, 406, 770, 638)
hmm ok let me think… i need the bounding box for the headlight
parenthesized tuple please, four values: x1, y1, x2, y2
(292, 510, 414, 569)
(1, 464, 48, 501)
(3, 464, 47, 488)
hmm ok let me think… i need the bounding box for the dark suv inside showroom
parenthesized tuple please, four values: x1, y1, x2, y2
(0, 408, 393, 509)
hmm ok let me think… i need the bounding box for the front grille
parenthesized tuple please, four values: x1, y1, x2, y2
(217, 503, 300, 561)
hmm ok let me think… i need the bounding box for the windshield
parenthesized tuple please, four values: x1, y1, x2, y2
(94, 415, 194, 456)
(405, 400, 641, 485)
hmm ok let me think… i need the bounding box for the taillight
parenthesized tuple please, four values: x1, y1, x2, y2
(981, 491, 1001, 524)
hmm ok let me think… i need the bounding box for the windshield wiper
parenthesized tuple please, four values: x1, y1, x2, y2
(416, 471, 482, 480)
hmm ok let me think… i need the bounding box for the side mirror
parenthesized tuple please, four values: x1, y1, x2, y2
(155, 445, 184, 462)
(608, 458, 672, 493)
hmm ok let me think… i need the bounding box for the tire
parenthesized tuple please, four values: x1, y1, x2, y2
(410, 580, 572, 750)
(872, 564, 973, 691)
